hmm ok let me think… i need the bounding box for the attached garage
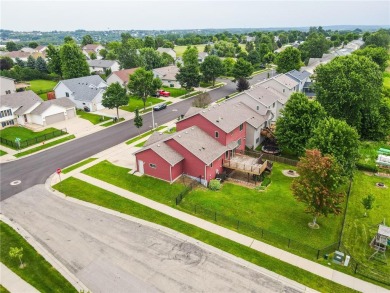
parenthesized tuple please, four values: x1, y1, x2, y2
(96, 103, 105, 110)
(45, 113, 66, 125)
(66, 108, 76, 119)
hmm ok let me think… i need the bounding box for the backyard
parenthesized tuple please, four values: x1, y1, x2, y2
(0, 127, 60, 141)
(27, 79, 57, 101)
(120, 96, 165, 112)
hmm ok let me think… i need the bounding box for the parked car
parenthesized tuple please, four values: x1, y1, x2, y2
(153, 103, 167, 111)
(156, 90, 171, 97)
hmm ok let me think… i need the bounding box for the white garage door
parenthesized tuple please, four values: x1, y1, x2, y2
(45, 113, 65, 125)
(66, 108, 76, 119)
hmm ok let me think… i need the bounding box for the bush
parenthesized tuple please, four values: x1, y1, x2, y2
(261, 177, 271, 187)
(209, 179, 221, 191)
(356, 162, 378, 173)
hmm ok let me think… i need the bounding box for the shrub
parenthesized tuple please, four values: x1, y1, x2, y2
(209, 179, 221, 191)
(356, 162, 378, 173)
(261, 177, 271, 187)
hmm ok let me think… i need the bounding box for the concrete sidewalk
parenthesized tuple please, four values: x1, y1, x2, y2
(66, 173, 388, 293)
(0, 262, 39, 293)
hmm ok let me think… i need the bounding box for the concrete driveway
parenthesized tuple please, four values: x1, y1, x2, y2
(1, 185, 303, 293)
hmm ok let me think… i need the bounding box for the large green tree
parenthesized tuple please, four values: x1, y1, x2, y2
(176, 64, 201, 93)
(314, 55, 383, 137)
(364, 29, 390, 48)
(232, 58, 253, 80)
(102, 82, 128, 119)
(298, 33, 332, 61)
(200, 55, 225, 86)
(222, 57, 235, 76)
(143, 36, 156, 49)
(308, 117, 359, 178)
(35, 56, 48, 72)
(134, 108, 143, 134)
(6, 41, 17, 52)
(81, 35, 94, 47)
(138, 48, 165, 70)
(26, 55, 36, 69)
(275, 47, 302, 73)
(352, 46, 389, 71)
(275, 93, 327, 155)
(182, 46, 199, 67)
(291, 149, 345, 229)
(46, 44, 62, 76)
(118, 38, 143, 69)
(60, 42, 90, 79)
(128, 68, 162, 110)
(0, 57, 14, 70)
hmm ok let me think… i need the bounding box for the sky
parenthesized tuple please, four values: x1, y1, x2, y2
(1, 0, 389, 31)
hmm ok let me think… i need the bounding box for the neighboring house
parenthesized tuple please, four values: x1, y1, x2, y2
(157, 47, 176, 60)
(5, 51, 30, 62)
(0, 91, 76, 128)
(198, 52, 209, 63)
(0, 76, 16, 95)
(260, 74, 299, 97)
(152, 65, 180, 88)
(35, 45, 48, 53)
(87, 60, 120, 74)
(54, 75, 107, 112)
(245, 36, 256, 43)
(20, 47, 36, 53)
(82, 44, 105, 60)
(285, 69, 311, 92)
(107, 68, 138, 88)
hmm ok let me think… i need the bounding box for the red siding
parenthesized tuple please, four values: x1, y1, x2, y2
(206, 155, 224, 181)
(135, 149, 182, 182)
(226, 123, 246, 151)
(171, 161, 183, 182)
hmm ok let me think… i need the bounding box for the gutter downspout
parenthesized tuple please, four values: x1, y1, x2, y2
(204, 164, 207, 187)
(170, 165, 172, 183)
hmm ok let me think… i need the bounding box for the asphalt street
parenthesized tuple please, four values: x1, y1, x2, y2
(1, 185, 302, 293)
(0, 71, 271, 200)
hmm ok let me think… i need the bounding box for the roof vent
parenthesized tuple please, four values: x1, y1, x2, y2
(178, 135, 181, 138)
(191, 127, 194, 130)
(185, 131, 188, 134)
(202, 147, 205, 150)
(157, 144, 160, 147)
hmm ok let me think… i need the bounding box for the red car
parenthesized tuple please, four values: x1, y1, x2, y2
(156, 90, 171, 97)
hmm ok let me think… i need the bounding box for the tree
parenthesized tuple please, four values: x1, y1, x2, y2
(63, 36, 74, 43)
(308, 117, 359, 178)
(361, 194, 375, 217)
(247, 50, 261, 67)
(291, 149, 345, 229)
(81, 35, 94, 47)
(161, 52, 175, 66)
(236, 77, 250, 92)
(314, 55, 383, 137)
(15, 58, 25, 67)
(26, 55, 36, 69)
(0, 57, 14, 70)
(192, 92, 211, 108)
(128, 68, 162, 110)
(102, 82, 128, 119)
(364, 29, 390, 48)
(60, 42, 90, 79)
(352, 46, 389, 71)
(200, 55, 225, 86)
(222, 57, 235, 76)
(298, 33, 332, 61)
(263, 52, 275, 65)
(28, 42, 39, 49)
(232, 58, 253, 80)
(138, 48, 165, 70)
(143, 36, 156, 48)
(118, 39, 142, 69)
(99, 48, 107, 59)
(275, 47, 302, 73)
(134, 108, 143, 135)
(35, 56, 48, 72)
(46, 44, 62, 76)
(182, 46, 199, 67)
(275, 93, 327, 155)
(9, 247, 24, 268)
(176, 64, 201, 93)
(6, 41, 17, 52)
(245, 41, 255, 52)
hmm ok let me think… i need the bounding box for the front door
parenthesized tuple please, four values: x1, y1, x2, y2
(24, 114, 27, 123)
(138, 160, 144, 174)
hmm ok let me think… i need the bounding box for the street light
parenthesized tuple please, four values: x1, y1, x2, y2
(150, 102, 155, 130)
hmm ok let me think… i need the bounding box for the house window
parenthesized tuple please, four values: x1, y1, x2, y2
(225, 151, 229, 158)
(239, 123, 243, 131)
(264, 121, 268, 127)
(238, 139, 242, 146)
(149, 163, 157, 169)
(65, 92, 69, 97)
(283, 89, 285, 93)
(7, 109, 12, 116)
(210, 162, 213, 167)
(5, 90, 11, 94)
(256, 106, 259, 110)
(215, 131, 219, 138)
(256, 137, 260, 143)
(272, 102, 275, 108)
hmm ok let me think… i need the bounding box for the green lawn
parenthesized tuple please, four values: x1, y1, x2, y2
(120, 96, 164, 112)
(342, 172, 390, 278)
(135, 141, 146, 147)
(125, 126, 167, 145)
(76, 110, 110, 125)
(38, 93, 48, 101)
(62, 158, 97, 174)
(0, 150, 7, 156)
(383, 72, 390, 90)
(0, 221, 77, 293)
(53, 177, 355, 293)
(175, 45, 206, 57)
(0, 285, 10, 293)
(27, 80, 57, 100)
(162, 87, 187, 97)
(101, 118, 125, 127)
(14, 135, 75, 157)
(0, 127, 59, 141)
(180, 91, 201, 99)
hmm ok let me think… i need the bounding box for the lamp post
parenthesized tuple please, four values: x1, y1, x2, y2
(150, 102, 155, 130)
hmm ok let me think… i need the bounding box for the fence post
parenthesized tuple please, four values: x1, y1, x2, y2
(214, 211, 217, 222)
(354, 263, 358, 274)
(175, 197, 178, 205)
(317, 249, 320, 260)
(288, 239, 291, 248)
(237, 220, 240, 230)
(261, 229, 264, 238)
(194, 205, 197, 214)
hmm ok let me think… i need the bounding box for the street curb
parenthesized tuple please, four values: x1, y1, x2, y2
(46, 174, 315, 293)
(0, 214, 90, 292)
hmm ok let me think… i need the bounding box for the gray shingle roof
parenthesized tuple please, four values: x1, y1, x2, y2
(273, 74, 299, 89)
(30, 98, 75, 115)
(87, 60, 117, 68)
(285, 70, 311, 82)
(245, 85, 279, 107)
(152, 65, 179, 81)
(0, 91, 42, 115)
(59, 75, 107, 102)
(150, 142, 184, 166)
(143, 132, 172, 147)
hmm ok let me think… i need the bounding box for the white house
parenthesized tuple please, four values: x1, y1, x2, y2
(260, 74, 299, 97)
(285, 70, 311, 92)
(198, 52, 209, 63)
(87, 60, 120, 74)
(54, 75, 107, 112)
(152, 65, 180, 88)
(157, 47, 176, 60)
(35, 45, 48, 53)
(0, 91, 76, 128)
(0, 76, 16, 95)
(107, 68, 138, 88)
(82, 44, 105, 60)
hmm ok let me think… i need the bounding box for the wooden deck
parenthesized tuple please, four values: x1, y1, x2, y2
(223, 153, 269, 175)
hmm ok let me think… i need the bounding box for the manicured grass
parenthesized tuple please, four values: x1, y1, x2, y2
(0, 285, 10, 293)
(180, 91, 201, 99)
(76, 110, 110, 125)
(383, 72, 390, 90)
(27, 79, 57, 95)
(53, 177, 355, 293)
(62, 158, 97, 174)
(0, 127, 59, 141)
(162, 87, 187, 97)
(164, 126, 176, 134)
(125, 126, 167, 145)
(174, 45, 206, 57)
(358, 140, 389, 170)
(82, 160, 184, 206)
(101, 118, 125, 127)
(0, 150, 7, 156)
(0, 221, 77, 293)
(134, 141, 146, 147)
(14, 135, 75, 157)
(38, 93, 48, 101)
(342, 172, 390, 278)
(120, 96, 164, 112)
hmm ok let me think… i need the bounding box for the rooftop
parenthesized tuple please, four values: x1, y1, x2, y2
(0, 90, 41, 115)
(59, 75, 107, 102)
(87, 60, 118, 68)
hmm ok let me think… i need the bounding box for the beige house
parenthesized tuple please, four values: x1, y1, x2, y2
(82, 44, 105, 60)
(107, 68, 139, 88)
(260, 74, 299, 97)
(0, 76, 16, 95)
(157, 47, 176, 60)
(152, 65, 180, 88)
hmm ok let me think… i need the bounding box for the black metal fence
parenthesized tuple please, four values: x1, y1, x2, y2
(175, 179, 198, 205)
(0, 128, 67, 149)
